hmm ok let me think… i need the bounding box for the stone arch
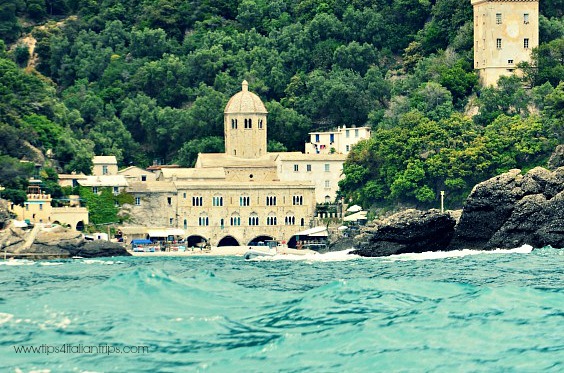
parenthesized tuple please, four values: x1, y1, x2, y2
(76, 221, 85, 231)
(218, 236, 240, 247)
(248, 235, 274, 246)
(187, 235, 207, 248)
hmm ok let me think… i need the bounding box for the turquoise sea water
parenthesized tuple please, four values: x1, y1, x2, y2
(1, 247, 562, 372)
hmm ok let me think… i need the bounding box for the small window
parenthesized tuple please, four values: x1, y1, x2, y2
(496, 38, 502, 49)
(294, 164, 299, 172)
(169, 218, 173, 226)
(198, 216, 209, 226)
(92, 187, 98, 194)
(183, 219, 187, 229)
(346, 130, 350, 138)
(135, 197, 141, 206)
(315, 134, 320, 142)
(324, 164, 330, 172)
(141, 175, 147, 182)
(325, 180, 330, 188)
(346, 145, 350, 152)
(258, 119, 263, 129)
(329, 133, 334, 143)
(183, 192, 186, 199)
(293, 195, 303, 206)
(113, 186, 119, 195)
(266, 196, 277, 206)
(496, 13, 502, 24)
(230, 215, 241, 226)
(39, 204, 43, 211)
(167, 197, 172, 205)
(524, 13, 529, 24)
(102, 165, 108, 175)
(508, 59, 514, 64)
(355, 129, 359, 137)
(192, 196, 203, 206)
(306, 164, 312, 172)
(524, 38, 529, 49)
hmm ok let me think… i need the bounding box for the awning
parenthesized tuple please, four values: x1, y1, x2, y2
(343, 211, 368, 222)
(347, 204, 362, 213)
(147, 229, 185, 237)
(12, 220, 28, 228)
(131, 239, 152, 245)
(295, 226, 328, 237)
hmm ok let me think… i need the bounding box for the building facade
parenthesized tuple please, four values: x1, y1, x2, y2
(124, 81, 318, 246)
(472, 0, 539, 86)
(305, 125, 371, 155)
(10, 188, 89, 230)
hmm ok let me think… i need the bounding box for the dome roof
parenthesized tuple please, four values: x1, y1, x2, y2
(224, 80, 268, 114)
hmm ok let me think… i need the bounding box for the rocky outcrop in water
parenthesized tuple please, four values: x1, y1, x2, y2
(349, 166, 564, 257)
(449, 166, 564, 250)
(351, 209, 456, 257)
(0, 224, 131, 259)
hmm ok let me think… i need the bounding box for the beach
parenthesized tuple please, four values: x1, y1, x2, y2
(128, 245, 318, 257)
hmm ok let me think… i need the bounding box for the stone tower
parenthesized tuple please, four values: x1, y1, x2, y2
(224, 80, 268, 158)
(472, 0, 539, 86)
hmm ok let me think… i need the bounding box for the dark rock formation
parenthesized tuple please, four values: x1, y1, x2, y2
(548, 145, 564, 169)
(449, 166, 564, 250)
(351, 209, 456, 257)
(0, 224, 131, 259)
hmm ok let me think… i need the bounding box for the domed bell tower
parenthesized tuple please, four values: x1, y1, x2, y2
(224, 80, 268, 159)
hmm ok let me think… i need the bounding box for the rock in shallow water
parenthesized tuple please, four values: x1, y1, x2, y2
(351, 209, 456, 257)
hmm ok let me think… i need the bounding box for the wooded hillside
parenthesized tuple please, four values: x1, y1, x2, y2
(0, 0, 562, 208)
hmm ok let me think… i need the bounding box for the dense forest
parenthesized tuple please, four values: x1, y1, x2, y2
(0, 0, 563, 209)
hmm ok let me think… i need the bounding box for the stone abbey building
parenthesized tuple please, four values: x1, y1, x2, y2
(123, 81, 348, 247)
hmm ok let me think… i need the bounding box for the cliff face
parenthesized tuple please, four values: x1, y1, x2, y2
(449, 166, 564, 250)
(351, 167, 564, 257)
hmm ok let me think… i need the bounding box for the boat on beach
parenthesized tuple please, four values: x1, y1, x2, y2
(243, 240, 279, 259)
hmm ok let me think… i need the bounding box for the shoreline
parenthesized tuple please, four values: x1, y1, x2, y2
(128, 245, 318, 257)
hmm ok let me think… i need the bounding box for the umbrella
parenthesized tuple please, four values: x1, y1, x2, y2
(337, 226, 349, 231)
(347, 204, 362, 213)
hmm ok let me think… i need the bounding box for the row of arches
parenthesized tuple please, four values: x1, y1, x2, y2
(185, 235, 275, 247)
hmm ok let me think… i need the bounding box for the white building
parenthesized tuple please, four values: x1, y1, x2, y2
(305, 125, 371, 155)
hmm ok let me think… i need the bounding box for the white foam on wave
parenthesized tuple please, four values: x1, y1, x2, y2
(385, 244, 534, 261)
(82, 259, 121, 265)
(0, 259, 35, 266)
(39, 262, 63, 266)
(0, 312, 14, 325)
(252, 249, 360, 262)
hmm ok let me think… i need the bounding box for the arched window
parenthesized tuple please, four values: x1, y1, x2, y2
(259, 119, 263, 129)
(230, 214, 241, 226)
(248, 118, 252, 128)
(199, 215, 209, 226)
(285, 215, 295, 225)
(266, 195, 277, 206)
(249, 213, 259, 226)
(267, 214, 277, 226)
(183, 219, 187, 229)
(240, 195, 250, 206)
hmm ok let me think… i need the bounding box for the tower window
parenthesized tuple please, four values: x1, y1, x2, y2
(294, 164, 299, 172)
(306, 164, 312, 172)
(259, 119, 263, 129)
(524, 13, 529, 24)
(496, 38, 502, 49)
(524, 38, 529, 49)
(248, 118, 252, 128)
(496, 13, 502, 24)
